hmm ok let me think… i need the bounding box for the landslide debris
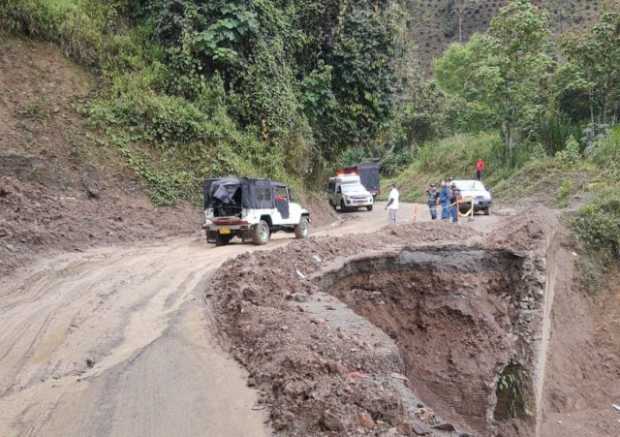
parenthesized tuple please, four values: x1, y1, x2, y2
(210, 222, 554, 436)
(0, 37, 198, 276)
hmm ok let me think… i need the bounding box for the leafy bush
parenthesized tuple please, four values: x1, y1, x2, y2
(587, 126, 620, 174)
(573, 192, 620, 260)
(556, 179, 573, 208)
(555, 135, 581, 165)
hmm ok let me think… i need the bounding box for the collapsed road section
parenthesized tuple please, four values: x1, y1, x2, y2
(208, 216, 559, 436)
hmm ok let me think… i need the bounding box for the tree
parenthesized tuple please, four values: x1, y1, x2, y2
(560, 11, 620, 126)
(453, 0, 483, 42)
(435, 0, 555, 164)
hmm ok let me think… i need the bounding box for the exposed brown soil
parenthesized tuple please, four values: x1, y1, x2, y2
(208, 219, 555, 436)
(328, 251, 529, 436)
(539, 241, 620, 437)
(0, 36, 200, 276)
(0, 36, 340, 278)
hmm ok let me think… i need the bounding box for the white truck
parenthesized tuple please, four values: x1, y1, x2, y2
(326, 174, 374, 212)
(203, 177, 310, 246)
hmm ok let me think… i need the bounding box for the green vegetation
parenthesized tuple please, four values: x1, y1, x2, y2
(2, 0, 618, 220)
(387, 132, 502, 201)
(495, 364, 530, 420)
(2, 0, 428, 205)
(569, 126, 620, 292)
(389, 1, 619, 208)
(433, 0, 620, 165)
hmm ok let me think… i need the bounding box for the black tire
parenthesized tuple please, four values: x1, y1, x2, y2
(252, 220, 270, 245)
(484, 208, 490, 216)
(295, 217, 310, 239)
(366, 205, 373, 211)
(215, 234, 233, 246)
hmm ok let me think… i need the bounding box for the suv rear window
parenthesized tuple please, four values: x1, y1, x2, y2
(257, 187, 271, 203)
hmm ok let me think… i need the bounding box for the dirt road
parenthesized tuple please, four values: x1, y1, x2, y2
(0, 203, 430, 437)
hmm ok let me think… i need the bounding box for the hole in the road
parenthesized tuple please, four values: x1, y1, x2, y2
(319, 248, 537, 436)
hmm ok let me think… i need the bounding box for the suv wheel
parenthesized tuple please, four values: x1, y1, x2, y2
(295, 217, 309, 239)
(252, 220, 270, 245)
(366, 205, 373, 211)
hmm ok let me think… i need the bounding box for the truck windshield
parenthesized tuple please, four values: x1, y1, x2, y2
(342, 184, 366, 193)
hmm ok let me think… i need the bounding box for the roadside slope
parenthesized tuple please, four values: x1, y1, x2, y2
(0, 36, 198, 277)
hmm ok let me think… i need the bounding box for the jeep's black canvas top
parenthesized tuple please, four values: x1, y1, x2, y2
(203, 177, 284, 210)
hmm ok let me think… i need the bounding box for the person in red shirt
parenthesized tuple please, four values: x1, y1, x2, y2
(476, 159, 485, 181)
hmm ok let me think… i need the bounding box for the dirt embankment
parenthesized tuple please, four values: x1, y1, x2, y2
(0, 36, 199, 276)
(208, 219, 559, 436)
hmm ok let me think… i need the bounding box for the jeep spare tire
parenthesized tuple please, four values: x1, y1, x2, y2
(294, 217, 309, 239)
(252, 220, 270, 245)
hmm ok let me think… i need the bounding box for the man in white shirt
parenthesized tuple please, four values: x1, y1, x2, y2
(385, 184, 399, 224)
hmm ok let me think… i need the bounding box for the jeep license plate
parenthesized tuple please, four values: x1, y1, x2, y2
(219, 227, 231, 235)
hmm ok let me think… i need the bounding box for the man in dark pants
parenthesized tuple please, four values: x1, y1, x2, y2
(426, 184, 439, 220)
(449, 183, 461, 223)
(439, 180, 450, 220)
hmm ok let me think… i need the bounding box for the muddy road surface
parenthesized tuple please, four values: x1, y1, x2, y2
(0, 202, 443, 437)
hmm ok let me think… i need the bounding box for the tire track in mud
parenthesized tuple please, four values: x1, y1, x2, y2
(0, 203, 417, 437)
(0, 241, 267, 437)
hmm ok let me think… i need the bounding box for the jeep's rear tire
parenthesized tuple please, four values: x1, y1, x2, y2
(252, 220, 270, 245)
(215, 234, 233, 246)
(295, 217, 309, 239)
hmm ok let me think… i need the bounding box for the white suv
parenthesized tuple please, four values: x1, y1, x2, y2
(203, 177, 310, 246)
(453, 180, 492, 215)
(327, 175, 374, 212)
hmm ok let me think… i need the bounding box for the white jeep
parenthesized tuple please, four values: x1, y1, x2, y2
(203, 177, 310, 246)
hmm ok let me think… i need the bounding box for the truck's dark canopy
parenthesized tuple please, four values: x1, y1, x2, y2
(203, 177, 281, 210)
(339, 162, 381, 194)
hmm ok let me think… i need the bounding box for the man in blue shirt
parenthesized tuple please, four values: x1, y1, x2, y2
(439, 180, 450, 220)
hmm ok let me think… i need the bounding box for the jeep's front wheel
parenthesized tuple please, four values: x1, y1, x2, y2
(252, 220, 270, 245)
(295, 217, 309, 239)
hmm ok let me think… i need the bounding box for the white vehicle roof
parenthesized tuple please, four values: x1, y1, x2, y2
(453, 180, 487, 191)
(329, 175, 361, 184)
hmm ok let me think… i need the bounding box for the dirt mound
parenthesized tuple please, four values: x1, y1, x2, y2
(486, 207, 557, 252)
(209, 221, 548, 436)
(0, 176, 197, 275)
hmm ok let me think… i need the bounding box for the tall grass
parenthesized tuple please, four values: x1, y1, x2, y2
(387, 132, 503, 201)
(0, 0, 116, 64)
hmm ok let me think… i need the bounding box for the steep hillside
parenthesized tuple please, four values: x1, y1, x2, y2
(409, 0, 609, 67)
(0, 36, 199, 276)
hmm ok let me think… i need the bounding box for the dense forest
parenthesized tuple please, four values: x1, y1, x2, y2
(2, 0, 619, 281)
(2, 0, 424, 202)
